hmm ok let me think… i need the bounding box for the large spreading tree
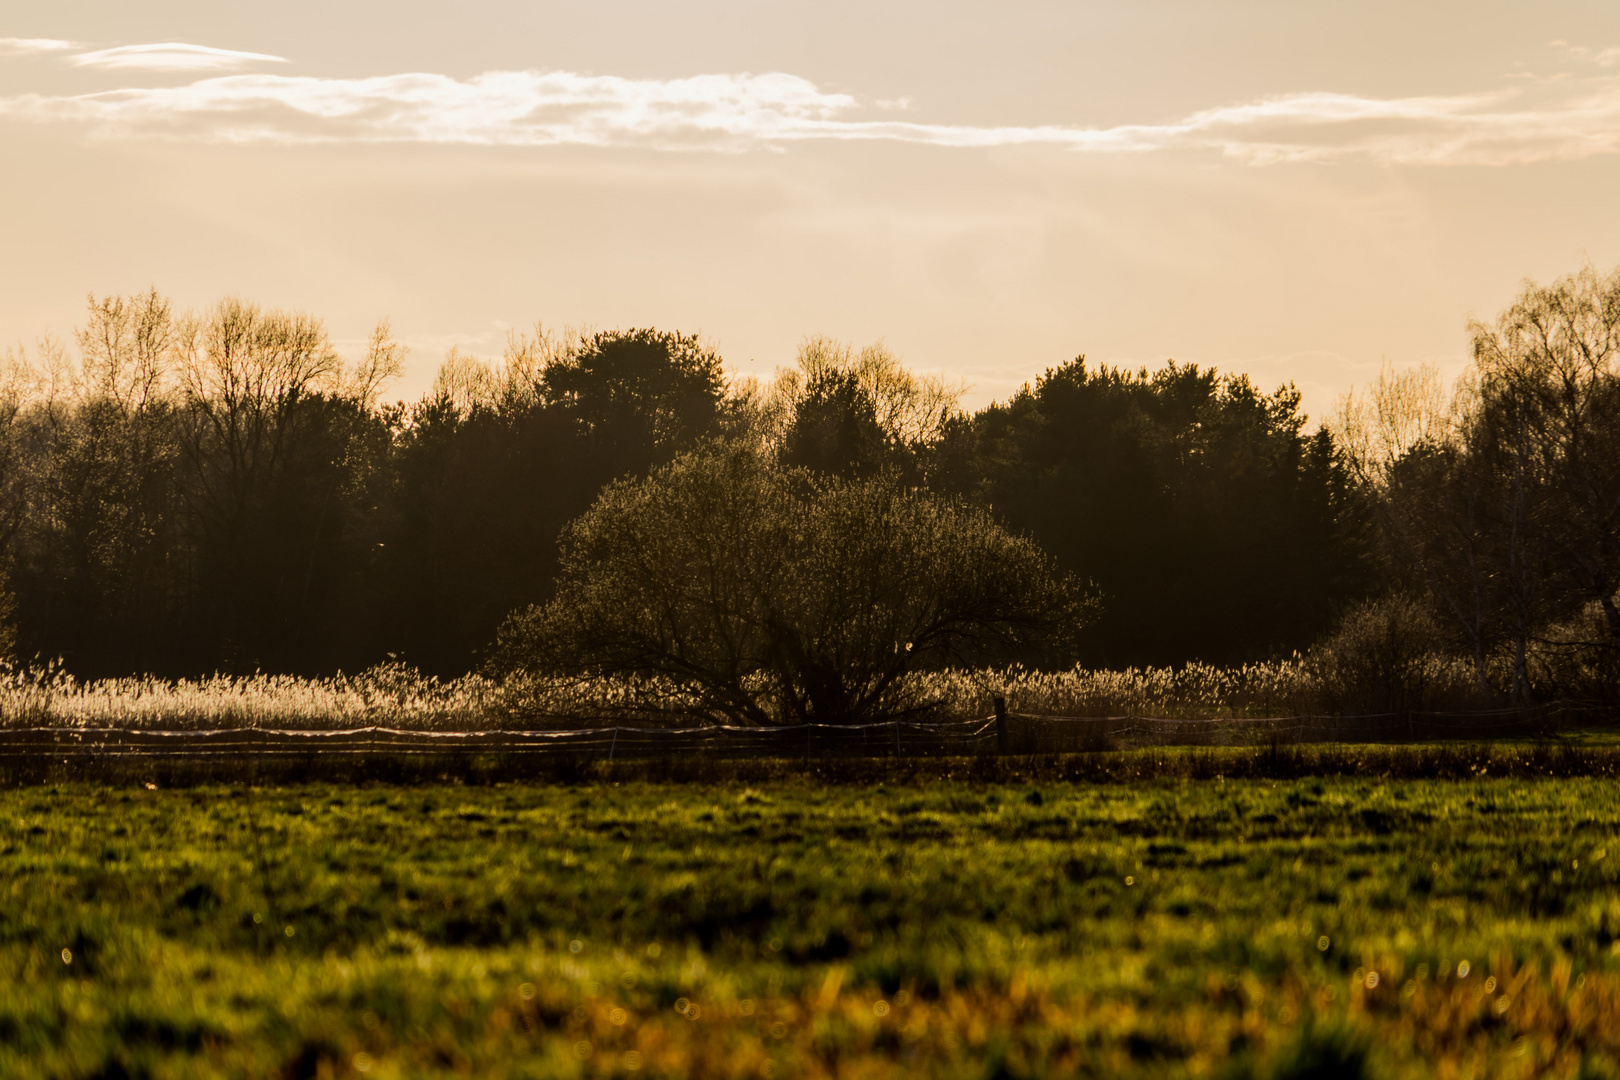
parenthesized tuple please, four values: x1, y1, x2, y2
(492, 445, 1093, 725)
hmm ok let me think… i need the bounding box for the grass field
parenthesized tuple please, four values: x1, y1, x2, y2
(4, 759, 1620, 1078)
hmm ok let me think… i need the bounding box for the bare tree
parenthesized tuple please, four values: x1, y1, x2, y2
(1470, 265, 1620, 653)
(76, 288, 176, 411)
(0, 345, 42, 554)
(1334, 366, 1493, 683)
(0, 296, 186, 670)
(173, 298, 343, 523)
(346, 318, 407, 409)
(1335, 363, 1543, 697)
(1336, 266, 1620, 699)
(0, 346, 40, 657)
(766, 337, 964, 449)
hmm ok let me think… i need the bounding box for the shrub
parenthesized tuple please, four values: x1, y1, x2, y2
(1306, 595, 1477, 716)
(1528, 596, 1620, 705)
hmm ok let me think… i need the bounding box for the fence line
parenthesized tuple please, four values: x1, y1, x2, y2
(996, 705, 1580, 754)
(0, 705, 1595, 765)
(0, 718, 998, 763)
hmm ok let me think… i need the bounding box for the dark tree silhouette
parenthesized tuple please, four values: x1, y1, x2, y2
(541, 328, 727, 461)
(779, 368, 893, 479)
(972, 359, 1369, 666)
(492, 445, 1092, 724)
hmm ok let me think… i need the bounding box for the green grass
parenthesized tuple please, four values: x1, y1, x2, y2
(4, 764, 1620, 1078)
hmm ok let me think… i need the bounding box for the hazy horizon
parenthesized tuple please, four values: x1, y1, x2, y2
(4, 1, 1620, 419)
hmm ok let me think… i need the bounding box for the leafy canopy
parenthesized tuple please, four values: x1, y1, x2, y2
(493, 445, 1092, 724)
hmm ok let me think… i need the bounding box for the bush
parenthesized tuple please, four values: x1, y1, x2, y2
(1529, 596, 1620, 705)
(1306, 595, 1477, 716)
(491, 445, 1093, 725)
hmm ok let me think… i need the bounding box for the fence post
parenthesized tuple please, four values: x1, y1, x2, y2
(994, 696, 1009, 754)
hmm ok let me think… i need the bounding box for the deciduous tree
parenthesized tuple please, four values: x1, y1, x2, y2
(493, 446, 1092, 724)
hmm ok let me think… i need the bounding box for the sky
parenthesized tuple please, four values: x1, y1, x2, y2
(3, 1, 1619, 418)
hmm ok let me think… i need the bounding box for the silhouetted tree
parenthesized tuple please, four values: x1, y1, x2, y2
(541, 328, 727, 466)
(766, 337, 963, 484)
(1470, 265, 1620, 653)
(973, 359, 1368, 665)
(1342, 267, 1620, 700)
(163, 299, 395, 670)
(373, 328, 731, 673)
(1, 293, 403, 675)
(375, 397, 598, 672)
(0, 342, 38, 564)
(7, 294, 182, 673)
(493, 445, 1092, 724)
(779, 368, 892, 479)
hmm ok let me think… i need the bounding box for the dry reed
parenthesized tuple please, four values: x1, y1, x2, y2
(0, 653, 1499, 732)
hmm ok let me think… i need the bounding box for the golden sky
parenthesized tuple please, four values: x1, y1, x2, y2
(4, 1, 1619, 416)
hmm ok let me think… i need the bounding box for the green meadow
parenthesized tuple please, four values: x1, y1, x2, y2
(4, 764, 1620, 1079)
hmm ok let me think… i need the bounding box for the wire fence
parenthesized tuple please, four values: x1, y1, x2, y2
(1001, 704, 1582, 753)
(0, 703, 1599, 767)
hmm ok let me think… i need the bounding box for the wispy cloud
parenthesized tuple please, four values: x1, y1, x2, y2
(2, 45, 1619, 165)
(0, 37, 79, 55)
(1549, 39, 1620, 68)
(68, 42, 288, 72)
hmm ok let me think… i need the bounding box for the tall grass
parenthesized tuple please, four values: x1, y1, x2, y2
(0, 661, 506, 731)
(0, 651, 1505, 732)
(913, 657, 1479, 721)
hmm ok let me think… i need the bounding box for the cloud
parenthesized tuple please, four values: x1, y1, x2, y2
(68, 42, 288, 72)
(0, 37, 79, 55)
(0, 70, 860, 147)
(1135, 83, 1620, 165)
(1549, 40, 1620, 68)
(2, 49, 1619, 166)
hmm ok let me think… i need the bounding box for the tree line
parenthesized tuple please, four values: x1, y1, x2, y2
(0, 268, 1614, 710)
(1334, 265, 1620, 704)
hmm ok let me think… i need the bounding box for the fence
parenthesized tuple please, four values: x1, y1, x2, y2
(999, 704, 1576, 753)
(0, 703, 1590, 768)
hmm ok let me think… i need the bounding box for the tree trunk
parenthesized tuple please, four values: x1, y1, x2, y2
(1600, 592, 1620, 653)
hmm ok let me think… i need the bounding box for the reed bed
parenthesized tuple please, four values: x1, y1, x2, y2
(1, 652, 1501, 731)
(0, 661, 503, 731)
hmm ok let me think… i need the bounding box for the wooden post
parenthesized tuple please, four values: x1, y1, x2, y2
(994, 696, 1009, 754)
